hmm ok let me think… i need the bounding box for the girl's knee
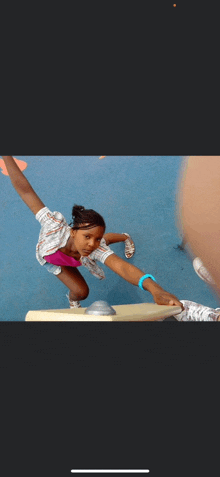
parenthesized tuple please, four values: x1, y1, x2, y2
(70, 284, 89, 301)
(79, 287, 89, 301)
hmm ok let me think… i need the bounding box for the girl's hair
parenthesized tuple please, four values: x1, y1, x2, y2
(69, 204, 106, 231)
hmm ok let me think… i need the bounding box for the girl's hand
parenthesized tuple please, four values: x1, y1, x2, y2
(152, 289, 184, 310)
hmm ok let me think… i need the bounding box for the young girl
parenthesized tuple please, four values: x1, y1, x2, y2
(2, 156, 183, 311)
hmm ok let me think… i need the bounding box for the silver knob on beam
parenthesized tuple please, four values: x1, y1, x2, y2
(85, 301, 116, 316)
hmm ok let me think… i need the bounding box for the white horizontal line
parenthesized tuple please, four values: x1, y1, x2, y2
(70, 471, 150, 474)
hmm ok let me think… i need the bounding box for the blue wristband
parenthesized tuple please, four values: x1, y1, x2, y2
(138, 274, 157, 290)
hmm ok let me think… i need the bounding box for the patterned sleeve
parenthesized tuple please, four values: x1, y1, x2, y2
(35, 207, 67, 227)
(89, 238, 115, 264)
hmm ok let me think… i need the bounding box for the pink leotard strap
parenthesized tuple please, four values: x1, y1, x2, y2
(44, 250, 82, 268)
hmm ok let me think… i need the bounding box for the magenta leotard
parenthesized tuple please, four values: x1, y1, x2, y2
(44, 250, 82, 268)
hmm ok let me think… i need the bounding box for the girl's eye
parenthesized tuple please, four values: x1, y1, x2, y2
(86, 236, 90, 239)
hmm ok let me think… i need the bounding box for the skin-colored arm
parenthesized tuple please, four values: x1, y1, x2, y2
(105, 254, 184, 308)
(178, 156, 220, 295)
(1, 156, 45, 215)
(103, 233, 127, 245)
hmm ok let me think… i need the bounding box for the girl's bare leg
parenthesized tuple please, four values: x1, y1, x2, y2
(56, 266, 89, 302)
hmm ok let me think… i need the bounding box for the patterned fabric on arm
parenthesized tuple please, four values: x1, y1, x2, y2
(89, 238, 114, 263)
(35, 207, 71, 275)
(80, 239, 115, 280)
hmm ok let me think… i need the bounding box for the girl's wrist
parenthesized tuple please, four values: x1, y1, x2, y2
(138, 274, 159, 293)
(142, 278, 162, 294)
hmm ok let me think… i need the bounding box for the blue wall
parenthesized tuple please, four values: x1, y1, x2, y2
(1, 156, 219, 321)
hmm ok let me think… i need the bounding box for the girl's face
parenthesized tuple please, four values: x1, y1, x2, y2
(71, 225, 105, 256)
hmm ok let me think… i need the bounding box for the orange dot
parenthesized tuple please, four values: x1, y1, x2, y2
(173, 4, 176, 6)
(0, 157, 28, 176)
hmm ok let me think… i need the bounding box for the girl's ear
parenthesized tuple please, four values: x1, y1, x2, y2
(70, 229, 77, 238)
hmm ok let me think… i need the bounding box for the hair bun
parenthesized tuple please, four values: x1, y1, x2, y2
(69, 203, 106, 230)
(72, 204, 85, 216)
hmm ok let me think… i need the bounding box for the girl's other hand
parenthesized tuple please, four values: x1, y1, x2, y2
(152, 289, 184, 310)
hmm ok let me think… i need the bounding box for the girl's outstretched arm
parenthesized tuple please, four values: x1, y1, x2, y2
(2, 156, 45, 215)
(103, 233, 127, 245)
(105, 254, 184, 309)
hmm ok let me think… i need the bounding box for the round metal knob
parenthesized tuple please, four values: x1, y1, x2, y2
(85, 300, 116, 316)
